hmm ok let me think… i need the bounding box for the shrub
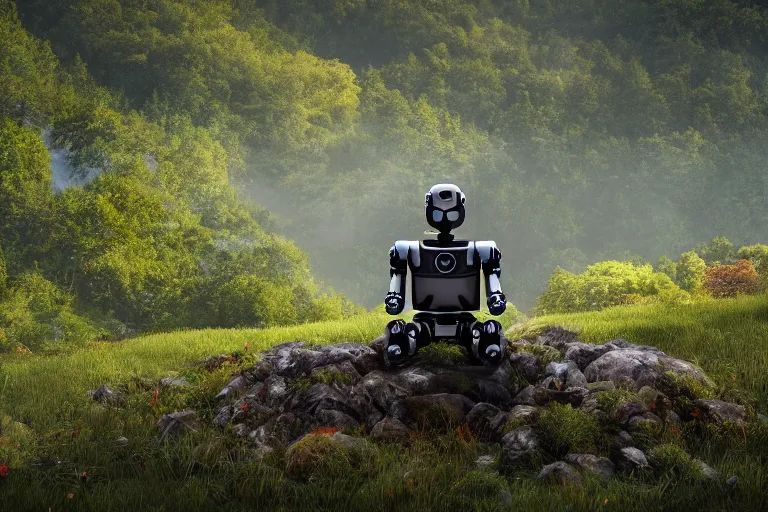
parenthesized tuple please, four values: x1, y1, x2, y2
(704, 259, 761, 298)
(535, 261, 684, 314)
(648, 443, 704, 480)
(284, 434, 352, 481)
(655, 255, 677, 282)
(535, 402, 600, 457)
(0, 243, 6, 295)
(0, 272, 99, 351)
(736, 244, 768, 288)
(695, 236, 735, 265)
(676, 251, 707, 292)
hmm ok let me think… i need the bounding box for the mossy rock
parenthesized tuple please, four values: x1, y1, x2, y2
(284, 433, 353, 481)
(648, 443, 705, 481)
(594, 389, 639, 416)
(515, 344, 561, 366)
(0, 417, 36, 466)
(535, 402, 601, 457)
(418, 343, 469, 366)
(657, 371, 716, 417)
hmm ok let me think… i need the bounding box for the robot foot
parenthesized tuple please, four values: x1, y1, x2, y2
(465, 319, 507, 366)
(383, 319, 419, 368)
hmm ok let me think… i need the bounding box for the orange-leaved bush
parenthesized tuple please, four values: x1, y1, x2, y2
(704, 259, 761, 298)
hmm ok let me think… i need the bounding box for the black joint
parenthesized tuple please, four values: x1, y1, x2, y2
(389, 245, 407, 269)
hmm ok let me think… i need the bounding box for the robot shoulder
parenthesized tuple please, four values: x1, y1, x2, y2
(475, 240, 501, 264)
(390, 240, 421, 267)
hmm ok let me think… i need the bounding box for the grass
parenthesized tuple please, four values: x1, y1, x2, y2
(0, 299, 767, 511)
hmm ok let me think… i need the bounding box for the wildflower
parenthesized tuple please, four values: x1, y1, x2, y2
(384, 488, 393, 497)
(148, 389, 159, 407)
(244, 342, 249, 352)
(67, 494, 73, 499)
(81, 471, 88, 482)
(690, 410, 702, 418)
(240, 403, 249, 411)
(604, 498, 609, 505)
(72, 429, 80, 439)
(0, 465, 9, 477)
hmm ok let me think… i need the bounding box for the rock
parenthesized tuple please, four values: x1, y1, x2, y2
(665, 410, 682, 426)
(261, 375, 290, 406)
(156, 410, 200, 440)
(612, 430, 634, 451)
(200, 354, 232, 372)
(390, 393, 475, 430)
(637, 386, 659, 408)
(269, 413, 304, 445)
(291, 383, 359, 420)
(692, 399, 749, 428)
(564, 453, 615, 479)
(614, 447, 649, 473)
(500, 426, 540, 468)
(584, 347, 714, 391)
(564, 343, 613, 371)
(694, 459, 720, 481)
(466, 403, 504, 441)
(359, 370, 411, 411)
(508, 352, 541, 383)
(88, 385, 117, 405)
(330, 432, 371, 455)
(626, 412, 662, 432)
(475, 454, 497, 470)
(546, 387, 588, 407)
(212, 406, 232, 428)
(216, 375, 248, 400)
(537, 461, 583, 485)
(586, 381, 616, 393)
(545, 361, 587, 389)
(370, 416, 412, 445)
(233, 423, 249, 437)
(579, 397, 600, 414)
(507, 405, 541, 425)
(726, 475, 739, 488)
(533, 327, 579, 350)
(512, 385, 550, 406)
(615, 401, 647, 423)
(315, 410, 360, 432)
(114, 436, 129, 447)
(159, 377, 190, 388)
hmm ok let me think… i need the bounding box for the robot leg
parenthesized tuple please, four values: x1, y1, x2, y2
(458, 318, 506, 366)
(383, 318, 433, 368)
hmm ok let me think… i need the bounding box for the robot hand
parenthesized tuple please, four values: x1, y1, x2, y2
(487, 293, 507, 315)
(384, 292, 405, 315)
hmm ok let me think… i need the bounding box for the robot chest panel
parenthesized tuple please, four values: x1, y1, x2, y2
(411, 243, 477, 277)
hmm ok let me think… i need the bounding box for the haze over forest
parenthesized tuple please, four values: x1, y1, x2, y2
(3, 0, 768, 345)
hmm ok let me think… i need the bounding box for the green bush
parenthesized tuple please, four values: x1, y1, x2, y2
(676, 251, 707, 293)
(648, 443, 704, 480)
(535, 261, 685, 314)
(0, 272, 99, 351)
(535, 402, 600, 457)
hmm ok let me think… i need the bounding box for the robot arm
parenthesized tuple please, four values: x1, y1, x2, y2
(385, 242, 408, 315)
(477, 241, 507, 316)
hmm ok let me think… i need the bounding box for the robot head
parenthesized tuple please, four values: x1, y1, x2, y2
(425, 183, 465, 234)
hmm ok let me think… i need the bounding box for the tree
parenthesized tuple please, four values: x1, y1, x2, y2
(677, 251, 707, 292)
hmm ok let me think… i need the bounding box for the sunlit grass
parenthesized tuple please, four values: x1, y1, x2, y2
(1, 299, 768, 511)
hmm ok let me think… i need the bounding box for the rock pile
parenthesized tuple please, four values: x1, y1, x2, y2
(199, 327, 755, 482)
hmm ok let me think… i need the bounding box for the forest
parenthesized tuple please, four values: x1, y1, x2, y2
(3, 0, 768, 350)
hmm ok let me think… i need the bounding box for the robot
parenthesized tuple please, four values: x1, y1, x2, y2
(383, 183, 508, 368)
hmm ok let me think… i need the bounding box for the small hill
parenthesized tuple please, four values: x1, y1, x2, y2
(1, 297, 767, 511)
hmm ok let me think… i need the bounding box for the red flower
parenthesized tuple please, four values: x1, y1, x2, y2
(244, 342, 249, 352)
(148, 389, 159, 407)
(0, 465, 9, 477)
(240, 403, 249, 411)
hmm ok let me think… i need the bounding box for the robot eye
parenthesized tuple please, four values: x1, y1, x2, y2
(432, 210, 443, 222)
(439, 190, 452, 200)
(446, 211, 459, 221)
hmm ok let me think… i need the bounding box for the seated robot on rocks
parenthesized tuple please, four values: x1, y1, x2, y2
(383, 183, 508, 368)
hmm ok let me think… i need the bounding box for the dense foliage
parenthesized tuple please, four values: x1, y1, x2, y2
(5, 0, 768, 328)
(704, 259, 762, 298)
(534, 260, 685, 314)
(0, 3, 362, 351)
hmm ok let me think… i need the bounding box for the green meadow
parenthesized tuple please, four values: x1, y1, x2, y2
(1, 298, 767, 511)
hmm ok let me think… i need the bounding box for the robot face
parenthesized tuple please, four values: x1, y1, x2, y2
(425, 183, 465, 233)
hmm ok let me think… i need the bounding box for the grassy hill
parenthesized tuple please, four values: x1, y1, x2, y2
(1, 298, 767, 511)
